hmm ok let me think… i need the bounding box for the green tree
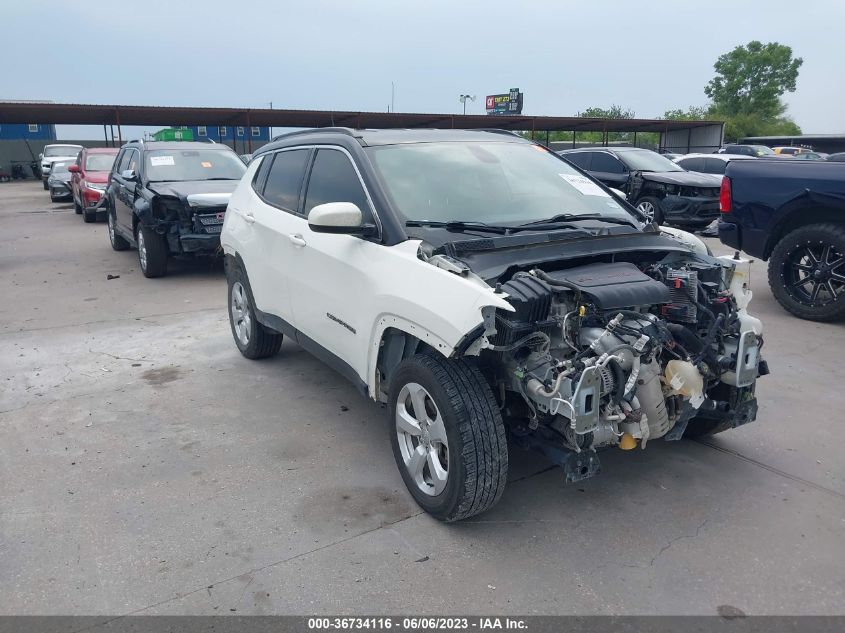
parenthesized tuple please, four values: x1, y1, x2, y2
(705, 41, 802, 119)
(662, 106, 713, 121)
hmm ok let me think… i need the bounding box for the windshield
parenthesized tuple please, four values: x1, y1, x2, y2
(44, 145, 81, 157)
(751, 145, 775, 156)
(366, 142, 636, 225)
(85, 154, 117, 171)
(144, 149, 247, 182)
(617, 149, 684, 172)
(51, 161, 71, 174)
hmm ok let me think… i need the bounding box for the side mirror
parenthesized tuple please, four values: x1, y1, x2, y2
(308, 202, 375, 236)
(120, 169, 137, 181)
(68, 164, 80, 174)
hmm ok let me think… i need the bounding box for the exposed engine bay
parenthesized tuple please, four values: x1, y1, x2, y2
(475, 251, 767, 482)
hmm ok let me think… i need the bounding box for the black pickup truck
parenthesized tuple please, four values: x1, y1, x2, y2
(719, 159, 845, 321)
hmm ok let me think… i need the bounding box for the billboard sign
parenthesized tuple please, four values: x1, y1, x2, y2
(486, 88, 523, 115)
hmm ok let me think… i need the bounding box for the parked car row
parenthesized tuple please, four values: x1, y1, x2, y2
(717, 144, 834, 160)
(53, 128, 766, 521)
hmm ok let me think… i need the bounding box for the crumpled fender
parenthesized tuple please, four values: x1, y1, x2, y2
(365, 240, 513, 399)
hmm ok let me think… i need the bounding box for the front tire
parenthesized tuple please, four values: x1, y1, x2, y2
(82, 207, 96, 223)
(74, 199, 82, 214)
(636, 196, 664, 225)
(42, 180, 48, 190)
(137, 224, 168, 278)
(768, 223, 845, 321)
(227, 264, 283, 359)
(389, 354, 508, 522)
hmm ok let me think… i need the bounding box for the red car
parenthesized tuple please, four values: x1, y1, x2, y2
(69, 147, 119, 223)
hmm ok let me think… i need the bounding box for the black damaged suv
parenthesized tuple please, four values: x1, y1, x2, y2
(559, 147, 722, 229)
(105, 140, 246, 278)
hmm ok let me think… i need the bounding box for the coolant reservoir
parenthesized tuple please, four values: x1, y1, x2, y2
(664, 360, 705, 409)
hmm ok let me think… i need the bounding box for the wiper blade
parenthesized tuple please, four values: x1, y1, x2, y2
(405, 220, 512, 234)
(519, 213, 638, 228)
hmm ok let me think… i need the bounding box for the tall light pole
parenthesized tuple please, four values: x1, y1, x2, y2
(459, 94, 476, 115)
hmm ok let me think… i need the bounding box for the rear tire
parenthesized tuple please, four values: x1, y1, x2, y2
(768, 223, 845, 321)
(108, 210, 129, 251)
(137, 224, 168, 278)
(389, 354, 508, 522)
(636, 196, 664, 225)
(227, 263, 283, 359)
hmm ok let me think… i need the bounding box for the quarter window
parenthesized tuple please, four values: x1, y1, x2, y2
(262, 149, 310, 212)
(303, 149, 371, 222)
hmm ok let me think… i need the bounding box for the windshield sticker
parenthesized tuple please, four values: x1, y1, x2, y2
(150, 155, 175, 167)
(201, 161, 213, 168)
(559, 173, 610, 197)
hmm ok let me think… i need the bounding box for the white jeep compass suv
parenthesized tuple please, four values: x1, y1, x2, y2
(221, 128, 767, 521)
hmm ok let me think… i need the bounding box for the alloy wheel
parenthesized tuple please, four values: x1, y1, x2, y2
(782, 240, 845, 307)
(395, 382, 449, 496)
(636, 200, 655, 223)
(230, 281, 251, 346)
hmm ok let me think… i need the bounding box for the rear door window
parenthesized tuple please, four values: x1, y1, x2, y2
(563, 152, 591, 170)
(704, 158, 727, 174)
(261, 149, 310, 212)
(590, 152, 626, 174)
(678, 157, 705, 172)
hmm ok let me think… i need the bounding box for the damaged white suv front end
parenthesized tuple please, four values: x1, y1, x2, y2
(221, 129, 768, 522)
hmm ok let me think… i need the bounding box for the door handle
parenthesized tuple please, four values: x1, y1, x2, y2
(288, 234, 307, 247)
(243, 212, 255, 225)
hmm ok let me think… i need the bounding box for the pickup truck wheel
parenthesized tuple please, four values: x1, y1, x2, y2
(137, 225, 168, 278)
(227, 267, 283, 359)
(636, 196, 664, 224)
(108, 211, 129, 251)
(768, 223, 845, 321)
(82, 208, 96, 223)
(389, 354, 508, 522)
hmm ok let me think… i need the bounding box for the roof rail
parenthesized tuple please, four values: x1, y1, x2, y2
(270, 127, 358, 142)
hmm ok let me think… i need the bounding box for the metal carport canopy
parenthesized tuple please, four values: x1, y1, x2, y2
(0, 101, 719, 133)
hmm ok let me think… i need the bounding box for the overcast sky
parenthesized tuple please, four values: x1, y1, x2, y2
(2, 0, 842, 139)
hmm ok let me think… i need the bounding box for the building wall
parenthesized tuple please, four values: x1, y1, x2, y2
(0, 123, 57, 140)
(661, 123, 724, 154)
(179, 125, 270, 152)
